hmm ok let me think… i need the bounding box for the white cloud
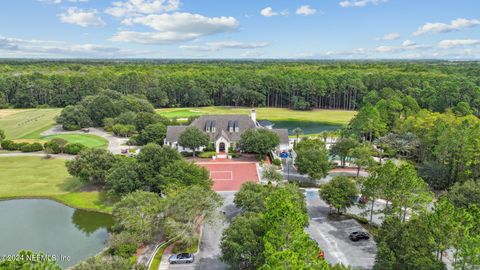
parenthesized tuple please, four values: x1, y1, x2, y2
(0, 35, 145, 58)
(241, 50, 264, 58)
(414, 18, 480, 36)
(260, 7, 288, 17)
(438, 39, 480, 49)
(38, 0, 89, 4)
(180, 41, 269, 51)
(375, 40, 430, 53)
(377, 32, 400, 41)
(339, 0, 388, 8)
(111, 12, 238, 44)
(59, 7, 105, 27)
(296, 5, 316, 16)
(105, 0, 180, 17)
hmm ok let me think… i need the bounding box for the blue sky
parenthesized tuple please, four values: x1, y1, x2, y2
(0, 0, 479, 59)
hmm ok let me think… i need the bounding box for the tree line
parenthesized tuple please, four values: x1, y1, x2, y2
(0, 61, 479, 114)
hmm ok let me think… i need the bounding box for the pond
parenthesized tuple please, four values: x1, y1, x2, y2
(269, 120, 342, 135)
(0, 199, 114, 268)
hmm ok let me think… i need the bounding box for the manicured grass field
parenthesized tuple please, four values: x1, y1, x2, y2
(0, 109, 107, 148)
(0, 156, 112, 213)
(43, 134, 109, 148)
(0, 109, 61, 139)
(156, 106, 356, 125)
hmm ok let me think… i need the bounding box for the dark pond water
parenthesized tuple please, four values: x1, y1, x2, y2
(0, 199, 114, 268)
(269, 120, 342, 135)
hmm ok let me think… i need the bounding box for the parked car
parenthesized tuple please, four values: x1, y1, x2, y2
(168, 253, 195, 264)
(81, 128, 90, 133)
(349, 231, 370, 241)
(121, 149, 128, 154)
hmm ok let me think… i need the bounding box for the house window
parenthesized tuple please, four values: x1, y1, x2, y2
(211, 121, 216, 132)
(234, 120, 239, 132)
(205, 120, 211, 132)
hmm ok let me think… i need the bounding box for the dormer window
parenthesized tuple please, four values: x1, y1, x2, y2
(234, 120, 239, 132)
(205, 120, 211, 132)
(228, 120, 234, 132)
(211, 121, 216, 133)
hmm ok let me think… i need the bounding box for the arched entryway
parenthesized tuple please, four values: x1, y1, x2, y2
(219, 142, 226, 152)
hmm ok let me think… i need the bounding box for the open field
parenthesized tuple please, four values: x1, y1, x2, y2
(156, 107, 356, 126)
(43, 134, 108, 148)
(0, 109, 107, 148)
(0, 109, 61, 139)
(0, 156, 112, 213)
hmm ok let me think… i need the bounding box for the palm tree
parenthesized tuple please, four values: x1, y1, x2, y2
(292, 127, 303, 146)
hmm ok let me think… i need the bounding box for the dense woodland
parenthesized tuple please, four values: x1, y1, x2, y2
(0, 60, 480, 113)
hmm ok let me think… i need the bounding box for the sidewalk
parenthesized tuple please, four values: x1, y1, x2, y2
(158, 243, 175, 270)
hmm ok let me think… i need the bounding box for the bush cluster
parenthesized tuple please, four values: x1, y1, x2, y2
(1, 140, 44, 152)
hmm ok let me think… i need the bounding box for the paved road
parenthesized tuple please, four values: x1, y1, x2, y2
(168, 192, 238, 270)
(42, 125, 129, 154)
(304, 189, 377, 269)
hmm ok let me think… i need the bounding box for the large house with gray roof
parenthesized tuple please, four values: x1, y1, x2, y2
(165, 109, 290, 154)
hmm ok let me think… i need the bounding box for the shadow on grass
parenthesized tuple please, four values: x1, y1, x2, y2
(57, 177, 85, 192)
(55, 177, 119, 213)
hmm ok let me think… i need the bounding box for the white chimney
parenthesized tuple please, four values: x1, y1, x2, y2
(250, 109, 257, 123)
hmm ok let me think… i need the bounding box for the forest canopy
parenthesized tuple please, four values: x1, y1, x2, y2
(0, 60, 479, 114)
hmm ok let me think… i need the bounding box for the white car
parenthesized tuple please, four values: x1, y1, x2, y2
(168, 253, 195, 264)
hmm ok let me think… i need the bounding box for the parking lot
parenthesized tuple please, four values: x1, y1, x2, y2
(305, 189, 377, 269)
(168, 192, 237, 270)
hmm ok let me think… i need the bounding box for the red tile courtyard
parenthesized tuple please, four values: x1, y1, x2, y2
(196, 160, 259, 192)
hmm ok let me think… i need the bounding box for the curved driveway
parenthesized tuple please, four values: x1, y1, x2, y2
(42, 125, 129, 154)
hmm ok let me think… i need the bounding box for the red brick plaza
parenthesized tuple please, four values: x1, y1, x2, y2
(196, 159, 259, 192)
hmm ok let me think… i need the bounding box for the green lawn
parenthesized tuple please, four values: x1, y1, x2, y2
(0, 156, 112, 213)
(0, 109, 61, 139)
(0, 108, 108, 149)
(157, 106, 356, 125)
(42, 134, 108, 148)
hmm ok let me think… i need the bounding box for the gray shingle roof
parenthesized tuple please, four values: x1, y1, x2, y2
(271, 128, 289, 144)
(165, 114, 289, 145)
(166, 126, 187, 142)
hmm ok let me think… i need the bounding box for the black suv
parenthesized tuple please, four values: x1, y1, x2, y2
(349, 231, 370, 241)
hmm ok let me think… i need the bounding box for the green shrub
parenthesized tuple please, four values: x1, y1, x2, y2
(20, 142, 43, 152)
(63, 124, 81, 131)
(1, 140, 17, 150)
(272, 158, 282, 166)
(172, 236, 199, 254)
(126, 135, 139, 146)
(204, 143, 215, 152)
(112, 124, 136, 137)
(44, 141, 62, 154)
(50, 138, 68, 148)
(231, 153, 241, 158)
(180, 151, 193, 157)
(64, 143, 86, 155)
(198, 151, 216, 158)
(114, 243, 138, 258)
(108, 232, 140, 259)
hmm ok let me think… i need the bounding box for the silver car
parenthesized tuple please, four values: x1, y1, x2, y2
(168, 253, 195, 264)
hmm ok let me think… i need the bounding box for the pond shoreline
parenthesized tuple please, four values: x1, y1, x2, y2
(0, 196, 112, 214)
(0, 199, 113, 268)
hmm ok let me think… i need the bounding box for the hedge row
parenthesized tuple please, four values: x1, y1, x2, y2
(0, 140, 43, 152)
(1, 139, 86, 155)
